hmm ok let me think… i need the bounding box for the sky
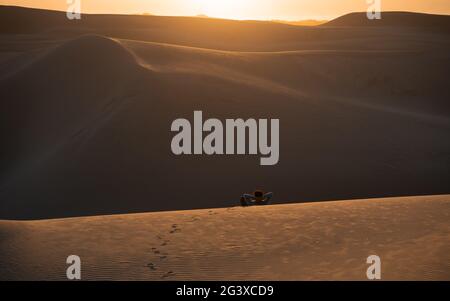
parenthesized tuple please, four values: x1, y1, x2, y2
(2, 0, 450, 20)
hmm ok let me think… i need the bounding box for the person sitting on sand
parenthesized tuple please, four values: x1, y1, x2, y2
(240, 190, 273, 206)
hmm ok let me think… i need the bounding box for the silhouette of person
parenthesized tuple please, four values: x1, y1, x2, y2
(240, 190, 273, 206)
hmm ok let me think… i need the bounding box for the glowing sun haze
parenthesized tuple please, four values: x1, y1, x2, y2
(2, 0, 450, 20)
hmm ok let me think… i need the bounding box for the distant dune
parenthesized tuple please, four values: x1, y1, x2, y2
(1, 195, 449, 280)
(1, 6, 450, 49)
(324, 11, 450, 32)
(0, 6, 449, 220)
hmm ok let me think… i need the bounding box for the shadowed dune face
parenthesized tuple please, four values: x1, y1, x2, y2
(0, 195, 449, 280)
(0, 35, 149, 183)
(0, 7, 450, 219)
(121, 39, 450, 111)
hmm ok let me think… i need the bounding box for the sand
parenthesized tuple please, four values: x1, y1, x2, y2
(0, 7, 449, 280)
(0, 195, 449, 280)
(0, 7, 449, 219)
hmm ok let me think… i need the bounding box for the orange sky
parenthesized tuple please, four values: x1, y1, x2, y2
(1, 0, 450, 20)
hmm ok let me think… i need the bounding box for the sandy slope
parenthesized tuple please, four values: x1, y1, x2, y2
(0, 195, 449, 280)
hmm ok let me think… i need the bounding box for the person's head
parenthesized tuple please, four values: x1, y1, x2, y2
(254, 190, 264, 198)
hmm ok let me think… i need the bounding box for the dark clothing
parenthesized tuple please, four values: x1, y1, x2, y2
(240, 192, 273, 206)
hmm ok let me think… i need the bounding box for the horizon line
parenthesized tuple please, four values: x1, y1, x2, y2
(2, 4, 450, 23)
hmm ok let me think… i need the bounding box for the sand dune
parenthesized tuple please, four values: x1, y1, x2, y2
(0, 35, 145, 186)
(325, 11, 450, 32)
(0, 7, 449, 219)
(0, 6, 449, 281)
(2, 6, 450, 51)
(0, 195, 449, 280)
(119, 38, 449, 111)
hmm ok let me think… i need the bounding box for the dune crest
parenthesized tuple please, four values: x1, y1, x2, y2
(324, 11, 450, 32)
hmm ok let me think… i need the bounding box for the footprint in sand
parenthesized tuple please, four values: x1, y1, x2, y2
(161, 271, 175, 278)
(146, 263, 157, 270)
(170, 224, 181, 233)
(156, 234, 170, 245)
